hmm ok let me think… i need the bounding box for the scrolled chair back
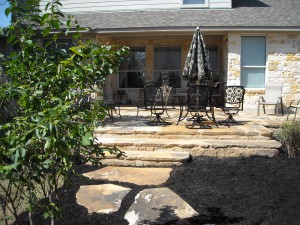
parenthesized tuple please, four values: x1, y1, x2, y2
(187, 85, 211, 111)
(224, 86, 245, 109)
(158, 85, 172, 105)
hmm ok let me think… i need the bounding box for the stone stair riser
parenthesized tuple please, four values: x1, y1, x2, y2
(97, 147, 279, 167)
(96, 139, 281, 150)
(99, 159, 183, 167)
(190, 148, 279, 158)
(96, 134, 272, 140)
(94, 122, 281, 159)
(98, 145, 280, 157)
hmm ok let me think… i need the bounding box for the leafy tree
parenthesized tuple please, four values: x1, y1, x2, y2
(0, 0, 128, 224)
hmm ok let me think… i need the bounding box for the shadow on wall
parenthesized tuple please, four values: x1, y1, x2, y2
(233, 0, 270, 8)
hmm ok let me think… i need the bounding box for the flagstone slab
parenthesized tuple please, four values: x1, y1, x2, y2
(83, 166, 172, 185)
(76, 184, 131, 214)
(125, 187, 198, 225)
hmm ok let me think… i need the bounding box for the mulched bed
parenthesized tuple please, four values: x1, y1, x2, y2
(16, 154, 300, 225)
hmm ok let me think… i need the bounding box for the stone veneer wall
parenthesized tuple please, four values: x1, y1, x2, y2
(227, 32, 300, 111)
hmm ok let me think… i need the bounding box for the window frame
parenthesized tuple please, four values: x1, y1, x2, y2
(240, 35, 267, 89)
(181, 0, 209, 8)
(118, 46, 146, 89)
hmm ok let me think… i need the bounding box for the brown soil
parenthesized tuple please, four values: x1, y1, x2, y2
(16, 154, 300, 225)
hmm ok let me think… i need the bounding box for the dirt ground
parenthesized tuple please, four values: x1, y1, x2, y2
(16, 153, 300, 225)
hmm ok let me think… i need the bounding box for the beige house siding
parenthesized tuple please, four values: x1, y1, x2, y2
(40, 0, 231, 13)
(210, 0, 231, 8)
(227, 32, 300, 110)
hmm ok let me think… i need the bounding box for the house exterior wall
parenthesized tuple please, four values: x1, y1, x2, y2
(210, 0, 232, 8)
(85, 33, 226, 103)
(81, 31, 300, 109)
(227, 32, 300, 110)
(40, 0, 231, 13)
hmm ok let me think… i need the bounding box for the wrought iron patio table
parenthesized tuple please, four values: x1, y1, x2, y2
(175, 91, 220, 127)
(174, 93, 189, 125)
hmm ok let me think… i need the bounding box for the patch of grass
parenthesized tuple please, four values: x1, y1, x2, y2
(275, 120, 300, 158)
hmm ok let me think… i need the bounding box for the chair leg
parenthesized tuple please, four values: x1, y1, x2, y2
(136, 100, 141, 117)
(287, 107, 298, 122)
(186, 113, 212, 129)
(146, 113, 171, 126)
(219, 113, 243, 127)
(206, 108, 218, 128)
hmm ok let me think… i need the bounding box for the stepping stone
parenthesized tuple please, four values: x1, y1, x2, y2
(125, 187, 198, 225)
(76, 184, 131, 214)
(83, 166, 172, 185)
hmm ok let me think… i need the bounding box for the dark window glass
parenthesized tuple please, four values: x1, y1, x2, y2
(154, 47, 181, 88)
(119, 47, 145, 88)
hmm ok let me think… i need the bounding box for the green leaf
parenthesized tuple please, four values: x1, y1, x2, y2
(0, 162, 19, 173)
(82, 132, 93, 146)
(7, 35, 17, 44)
(45, 2, 51, 11)
(43, 159, 54, 169)
(54, 11, 64, 18)
(35, 128, 41, 139)
(5, 7, 11, 17)
(43, 27, 51, 37)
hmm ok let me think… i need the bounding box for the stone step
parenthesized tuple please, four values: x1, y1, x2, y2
(95, 138, 281, 158)
(94, 124, 273, 140)
(96, 138, 281, 150)
(97, 150, 191, 167)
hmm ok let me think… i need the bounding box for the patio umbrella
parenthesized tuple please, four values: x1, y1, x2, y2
(183, 27, 212, 83)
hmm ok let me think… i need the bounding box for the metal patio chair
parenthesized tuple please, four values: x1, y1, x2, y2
(136, 82, 157, 117)
(257, 82, 284, 116)
(145, 85, 172, 126)
(185, 85, 218, 129)
(220, 86, 245, 126)
(287, 100, 300, 122)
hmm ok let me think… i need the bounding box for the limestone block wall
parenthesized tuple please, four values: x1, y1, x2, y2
(227, 32, 300, 111)
(227, 33, 241, 86)
(268, 33, 300, 106)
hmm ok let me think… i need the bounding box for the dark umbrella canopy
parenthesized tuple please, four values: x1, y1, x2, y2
(183, 27, 212, 82)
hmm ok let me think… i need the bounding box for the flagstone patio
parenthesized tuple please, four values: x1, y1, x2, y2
(94, 106, 286, 165)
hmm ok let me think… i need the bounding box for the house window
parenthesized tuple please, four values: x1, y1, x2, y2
(241, 36, 266, 88)
(154, 47, 181, 88)
(182, 0, 208, 7)
(207, 46, 219, 78)
(119, 47, 145, 88)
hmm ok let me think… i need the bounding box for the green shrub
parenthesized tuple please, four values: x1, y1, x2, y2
(0, 0, 128, 224)
(275, 120, 300, 158)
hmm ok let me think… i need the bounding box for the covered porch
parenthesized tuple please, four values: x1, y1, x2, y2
(92, 31, 228, 105)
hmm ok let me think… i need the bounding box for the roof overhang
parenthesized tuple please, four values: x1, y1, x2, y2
(90, 26, 300, 35)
